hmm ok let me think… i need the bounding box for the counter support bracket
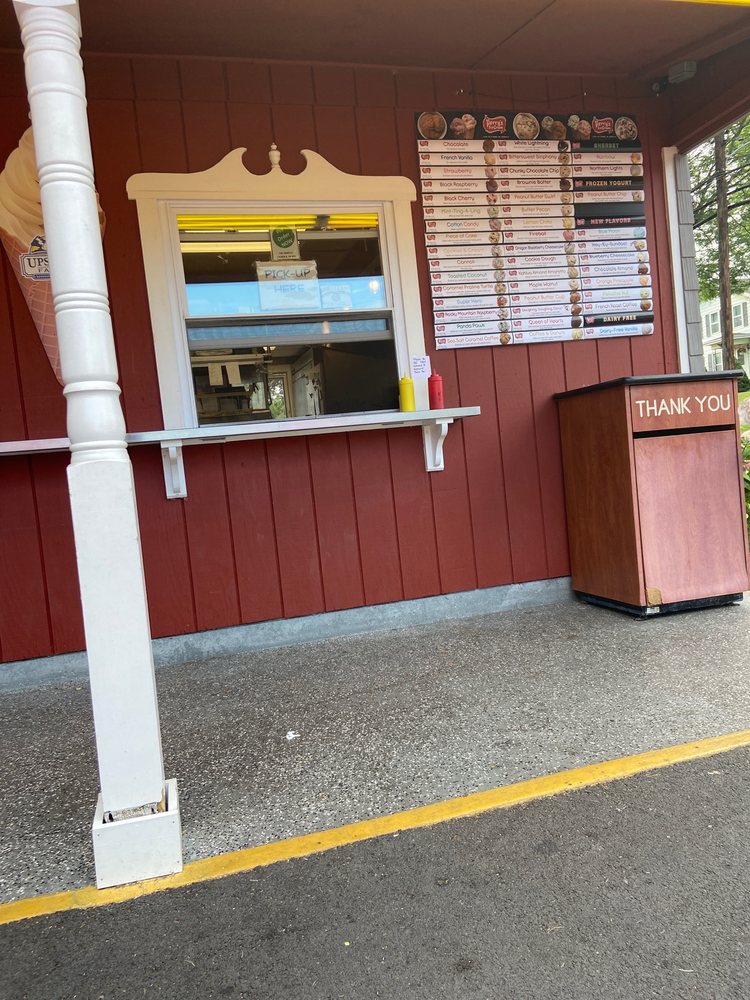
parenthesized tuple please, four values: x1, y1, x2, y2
(161, 444, 187, 499)
(422, 418, 452, 472)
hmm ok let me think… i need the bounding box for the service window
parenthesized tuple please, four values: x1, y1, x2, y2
(127, 147, 428, 430)
(180, 212, 398, 424)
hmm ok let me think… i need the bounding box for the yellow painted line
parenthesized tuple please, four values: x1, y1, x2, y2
(2, 727, 750, 927)
(662, 0, 750, 5)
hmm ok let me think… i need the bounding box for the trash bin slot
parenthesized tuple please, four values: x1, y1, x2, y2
(632, 423, 735, 440)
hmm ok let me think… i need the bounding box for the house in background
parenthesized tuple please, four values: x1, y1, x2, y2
(701, 292, 750, 373)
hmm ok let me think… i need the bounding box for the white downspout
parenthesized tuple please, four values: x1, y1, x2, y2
(13, 0, 182, 887)
(663, 146, 690, 372)
(663, 144, 703, 374)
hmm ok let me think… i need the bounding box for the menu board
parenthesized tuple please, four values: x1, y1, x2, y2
(415, 110, 655, 350)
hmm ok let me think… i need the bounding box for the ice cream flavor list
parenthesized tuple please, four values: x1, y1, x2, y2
(417, 109, 656, 350)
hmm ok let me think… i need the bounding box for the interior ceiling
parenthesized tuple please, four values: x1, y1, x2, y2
(0, 0, 748, 78)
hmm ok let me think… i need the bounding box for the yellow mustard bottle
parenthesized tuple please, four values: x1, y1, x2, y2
(399, 373, 416, 412)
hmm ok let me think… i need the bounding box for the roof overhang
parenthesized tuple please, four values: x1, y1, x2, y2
(1, 0, 749, 81)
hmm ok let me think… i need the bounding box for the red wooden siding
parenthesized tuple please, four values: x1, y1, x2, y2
(223, 442, 284, 626)
(266, 437, 325, 619)
(0, 458, 54, 661)
(131, 447, 196, 639)
(0, 53, 677, 663)
(29, 453, 84, 652)
(455, 348, 513, 590)
(308, 434, 366, 612)
(0, 255, 26, 442)
(348, 430, 404, 606)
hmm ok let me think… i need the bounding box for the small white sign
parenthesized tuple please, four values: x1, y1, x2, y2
(257, 260, 320, 312)
(257, 261, 318, 282)
(411, 355, 432, 378)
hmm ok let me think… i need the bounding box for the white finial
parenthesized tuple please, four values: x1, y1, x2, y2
(269, 143, 281, 170)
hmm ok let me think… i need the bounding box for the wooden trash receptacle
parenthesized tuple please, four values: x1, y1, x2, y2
(555, 372, 750, 616)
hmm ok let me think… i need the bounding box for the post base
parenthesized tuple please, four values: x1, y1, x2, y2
(92, 778, 183, 889)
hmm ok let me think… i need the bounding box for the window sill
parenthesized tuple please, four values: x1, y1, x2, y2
(1, 406, 481, 498)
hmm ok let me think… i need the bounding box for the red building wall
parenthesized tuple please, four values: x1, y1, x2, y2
(0, 52, 678, 663)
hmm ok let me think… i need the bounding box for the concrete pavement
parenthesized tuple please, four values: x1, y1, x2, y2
(2, 598, 750, 902)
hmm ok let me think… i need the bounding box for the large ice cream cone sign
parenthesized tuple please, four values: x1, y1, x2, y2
(0, 128, 104, 385)
(2, 228, 62, 379)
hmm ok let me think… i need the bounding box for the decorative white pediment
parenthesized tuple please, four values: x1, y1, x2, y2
(127, 146, 416, 204)
(127, 141, 429, 440)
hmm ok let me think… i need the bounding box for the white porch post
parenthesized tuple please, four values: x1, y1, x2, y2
(13, 0, 182, 887)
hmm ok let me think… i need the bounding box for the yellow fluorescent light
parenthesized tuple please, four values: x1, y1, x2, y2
(180, 242, 270, 253)
(179, 216, 316, 230)
(662, 0, 750, 5)
(177, 213, 379, 232)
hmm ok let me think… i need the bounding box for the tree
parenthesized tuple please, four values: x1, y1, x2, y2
(714, 130, 734, 369)
(689, 113, 750, 302)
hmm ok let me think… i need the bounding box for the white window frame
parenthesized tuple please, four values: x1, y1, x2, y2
(127, 146, 430, 429)
(705, 348, 722, 372)
(732, 301, 748, 330)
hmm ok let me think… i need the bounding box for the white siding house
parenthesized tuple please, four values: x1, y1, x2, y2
(701, 293, 750, 373)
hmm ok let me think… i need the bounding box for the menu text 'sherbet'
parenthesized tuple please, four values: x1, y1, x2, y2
(415, 110, 655, 351)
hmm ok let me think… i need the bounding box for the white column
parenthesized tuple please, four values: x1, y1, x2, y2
(14, 0, 182, 887)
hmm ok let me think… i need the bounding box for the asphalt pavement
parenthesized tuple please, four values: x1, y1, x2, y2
(2, 744, 749, 999)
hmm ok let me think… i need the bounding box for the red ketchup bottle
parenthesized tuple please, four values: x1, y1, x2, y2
(428, 372, 444, 410)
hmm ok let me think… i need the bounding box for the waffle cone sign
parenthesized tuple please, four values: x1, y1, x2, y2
(0, 127, 106, 386)
(0, 229, 60, 380)
(0, 129, 63, 382)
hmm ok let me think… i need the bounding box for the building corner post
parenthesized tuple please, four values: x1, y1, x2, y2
(13, 0, 182, 888)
